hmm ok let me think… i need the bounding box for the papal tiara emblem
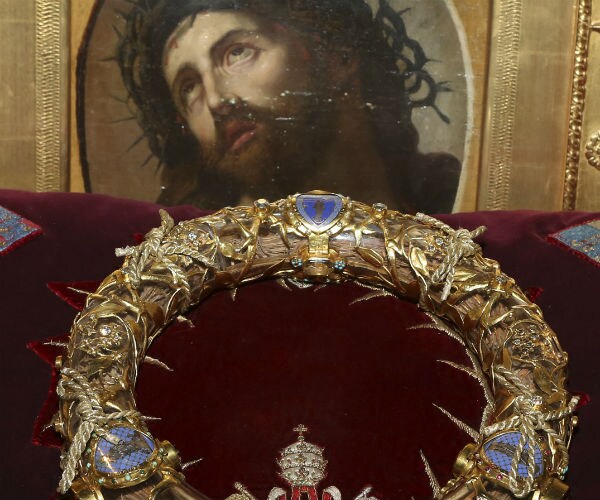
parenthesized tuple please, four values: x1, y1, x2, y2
(226, 425, 379, 500)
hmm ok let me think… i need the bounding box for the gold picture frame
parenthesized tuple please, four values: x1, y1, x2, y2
(25, 0, 600, 211)
(478, 0, 598, 211)
(34, 0, 69, 192)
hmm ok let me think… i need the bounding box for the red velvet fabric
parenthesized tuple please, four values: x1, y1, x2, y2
(1, 189, 598, 499)
(46, 281, 100, 311)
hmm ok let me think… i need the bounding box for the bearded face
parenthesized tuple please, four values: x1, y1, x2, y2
(162, 10, 338, 193)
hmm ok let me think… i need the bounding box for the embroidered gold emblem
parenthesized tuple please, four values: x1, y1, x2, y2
(227, 426, 379, 500)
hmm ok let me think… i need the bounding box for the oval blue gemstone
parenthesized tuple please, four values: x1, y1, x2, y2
(94, 426, 155, 474)
(483, 431, 543, 478)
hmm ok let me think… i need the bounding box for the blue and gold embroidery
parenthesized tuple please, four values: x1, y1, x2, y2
(0, 205, 42, 255)
(549, 219, 600, 266)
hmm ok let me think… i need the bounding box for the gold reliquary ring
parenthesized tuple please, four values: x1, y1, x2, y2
(55, 191, 579, 499)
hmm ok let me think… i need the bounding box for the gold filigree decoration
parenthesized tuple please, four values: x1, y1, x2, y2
(54, 193, 578, 499)
(563, 0, 592, 210)
(35, 0, 68, 191)
(484, 0, 523, 209)
(420, 449, 441, 498)
(584, 129, 600, 170)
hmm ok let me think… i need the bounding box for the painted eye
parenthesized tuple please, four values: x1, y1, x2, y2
(179, 79, 202, 107)
(225, 45, 256, 66)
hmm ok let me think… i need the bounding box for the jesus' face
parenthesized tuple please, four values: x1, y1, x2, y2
(162, 10, 336, 192)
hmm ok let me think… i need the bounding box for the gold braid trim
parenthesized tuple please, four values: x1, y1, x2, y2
(56, 194, 578, 499)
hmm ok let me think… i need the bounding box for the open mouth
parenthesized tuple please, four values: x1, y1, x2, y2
(225, 120, 258, 153)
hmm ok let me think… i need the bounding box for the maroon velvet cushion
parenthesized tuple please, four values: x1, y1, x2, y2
(0, 189, 597, 499)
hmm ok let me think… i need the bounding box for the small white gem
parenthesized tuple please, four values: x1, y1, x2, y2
(187, 232, 198, 241)
(373, 203, 387, 211)
(435, 237, 444, 245)
(531, 395, 543, 406)
(99, 325, 112, 336)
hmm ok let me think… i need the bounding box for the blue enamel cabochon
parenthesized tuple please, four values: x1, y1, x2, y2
(94, 426, 155, 474)
(296, 194, 343, 231)
(483, 432, 543, 478)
